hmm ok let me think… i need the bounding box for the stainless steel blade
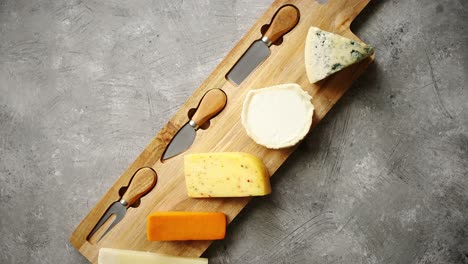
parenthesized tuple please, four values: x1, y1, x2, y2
(227, 40, 271, 85)
(87, 201, 127, 242)
(162, 122, 196, 160)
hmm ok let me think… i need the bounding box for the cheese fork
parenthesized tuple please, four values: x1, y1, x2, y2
(87, 167, 157, 242)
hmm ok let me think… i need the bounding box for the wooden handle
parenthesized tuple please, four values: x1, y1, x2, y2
(191, 89, 227, 127)
(121, 168, 157, 206)
(263, 5, 300, 44)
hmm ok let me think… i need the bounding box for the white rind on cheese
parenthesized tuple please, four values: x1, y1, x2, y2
(241, 83, 314, 149)
(98, 248, 208, 264)
(305, 26, 374, 83)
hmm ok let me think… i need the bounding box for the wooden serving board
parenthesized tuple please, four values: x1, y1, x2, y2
(70, 0, 374, 262)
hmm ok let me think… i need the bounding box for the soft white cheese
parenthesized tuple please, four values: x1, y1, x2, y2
(305, 26, 374, 83)
(98, 248, 208, 264)
(241, 83, 314, 149)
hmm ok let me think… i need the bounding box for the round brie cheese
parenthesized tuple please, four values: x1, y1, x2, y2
(241, 83, 314, 149)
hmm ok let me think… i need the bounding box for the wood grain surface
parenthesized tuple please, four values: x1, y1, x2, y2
(70, 0, 374, 262)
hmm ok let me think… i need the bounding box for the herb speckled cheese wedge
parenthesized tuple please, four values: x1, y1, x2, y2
(305, 26, 374, 83)
(184, 152, 271, 198)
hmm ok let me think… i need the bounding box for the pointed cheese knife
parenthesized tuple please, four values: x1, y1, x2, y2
(227, 5, 300, 85)
(162, 88, 227, 160)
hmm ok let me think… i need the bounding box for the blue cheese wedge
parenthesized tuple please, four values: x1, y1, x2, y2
(305, 27, 374, 83)
(241, 83, 314, 149)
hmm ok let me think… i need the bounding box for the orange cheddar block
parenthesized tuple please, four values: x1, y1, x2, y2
(147, 212, 226, 241)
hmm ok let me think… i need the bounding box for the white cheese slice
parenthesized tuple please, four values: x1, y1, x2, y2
(98, 248, 208, 264)
(305, 26, 374, 83)
(241, 83, 314, 149)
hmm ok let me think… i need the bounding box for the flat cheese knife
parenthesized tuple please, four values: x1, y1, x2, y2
(162, 88, 227, 160)
(226, 5, 300, 85)
(87, 167, 157, 242)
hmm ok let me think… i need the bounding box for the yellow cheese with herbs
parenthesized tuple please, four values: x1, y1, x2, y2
(184, 152, 271, 197)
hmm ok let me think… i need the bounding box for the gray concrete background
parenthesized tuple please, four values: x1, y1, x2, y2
(0, 0, 467, 263)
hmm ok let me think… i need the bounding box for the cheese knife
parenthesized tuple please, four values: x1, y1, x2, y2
(87, 167, 157, 242)
(162, 88, 227, 160)
(226, 5, 300, 85)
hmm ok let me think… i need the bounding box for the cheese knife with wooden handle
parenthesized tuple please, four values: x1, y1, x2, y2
(226, 5, 300, 85)
(162, 88, 227, 160)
